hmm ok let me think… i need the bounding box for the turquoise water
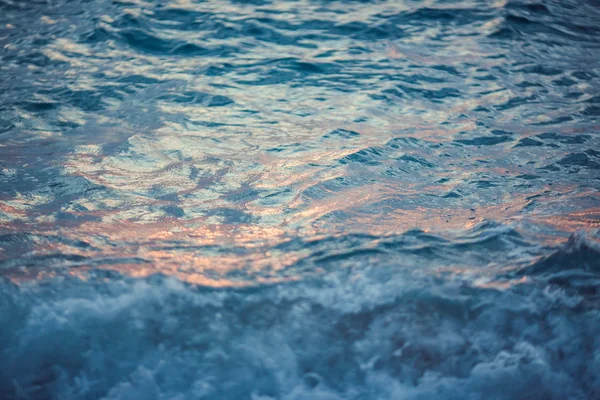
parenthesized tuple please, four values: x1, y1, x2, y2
(0, 0, 599, 398)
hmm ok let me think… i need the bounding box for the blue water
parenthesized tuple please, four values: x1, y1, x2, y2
(1, 0, 599, 398)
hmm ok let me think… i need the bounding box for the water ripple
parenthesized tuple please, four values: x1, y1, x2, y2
(1, 0, 599, 398)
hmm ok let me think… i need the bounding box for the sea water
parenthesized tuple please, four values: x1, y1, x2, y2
(0, 0, 599, 398)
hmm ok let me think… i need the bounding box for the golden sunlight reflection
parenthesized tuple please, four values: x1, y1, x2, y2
(2, 187, 597, 286)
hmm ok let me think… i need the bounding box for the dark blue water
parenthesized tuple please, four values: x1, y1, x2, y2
(1, 0, 600, 398)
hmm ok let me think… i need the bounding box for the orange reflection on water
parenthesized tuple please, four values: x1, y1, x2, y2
(1, 173, 597, 286)
(307, 186, 599, 237)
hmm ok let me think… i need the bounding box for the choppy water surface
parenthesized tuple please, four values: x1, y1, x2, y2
(1, 0, 599, 398)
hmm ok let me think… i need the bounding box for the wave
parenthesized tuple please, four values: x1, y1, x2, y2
(0, 225, 597, 399)
(516, 232, 600, 300)
(1, 250, 598, 400)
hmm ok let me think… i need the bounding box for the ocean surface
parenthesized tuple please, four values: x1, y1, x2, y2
(1, 0, 599, 398)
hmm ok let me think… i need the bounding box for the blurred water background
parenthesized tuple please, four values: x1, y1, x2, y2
(0, 0, 599, 398)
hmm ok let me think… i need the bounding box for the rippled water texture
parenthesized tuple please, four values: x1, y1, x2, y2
(1, 0, 599, 399)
